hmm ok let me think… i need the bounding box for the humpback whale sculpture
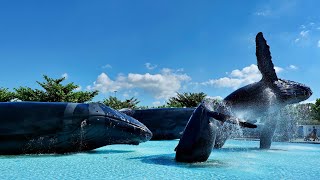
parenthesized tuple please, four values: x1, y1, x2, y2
(215, 32, 312, 149)
(175, 100, 256, 163)
(0, 102, 152, 154)
(120, 108, 194, 140)
(124, 33, 311, 145)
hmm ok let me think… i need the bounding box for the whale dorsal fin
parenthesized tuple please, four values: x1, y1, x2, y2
(256, 32, 278, 82)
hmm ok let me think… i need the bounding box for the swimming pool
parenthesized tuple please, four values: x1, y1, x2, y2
(1, 140, 319, 179)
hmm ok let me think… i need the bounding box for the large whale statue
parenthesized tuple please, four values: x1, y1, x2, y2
(175, 100, 256, 162)
(120, 108, 194, 140)
(0, 102, 152, 154)
(215, 32, 312, 149)
(121, 32, 312, 152)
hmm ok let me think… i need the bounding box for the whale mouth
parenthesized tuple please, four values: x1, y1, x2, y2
(276, 79, 313, 103)
(104, 113, 153, 143)
(77, 103, 152, 146)
(80, 114, 152, 147)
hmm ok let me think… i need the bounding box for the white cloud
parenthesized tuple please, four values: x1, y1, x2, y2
(274, 67, 283, 72)
(300, 25, 306, 29)
(127, 71, 191, 99)
(295, 22, 320, 46)
(295, 30, 310, 43)
(75, 86, 82, 91)
(318, 40, 320, 47)
(160, 68, 171, 74)
(152, 101, 162, 107)
(122, 90, 139, 98)
(254, 1, 297, 18)
(201, 64, 283, 89)
(300, 99, 316, 104)
(88, 68, 191, 99)
(62, 73, 68, 79)
(206, 96, 223, 100)
(123, 92, 129, 98)
(145, 63, 157, 70)
(87, 73, 131, 93)
(288, 65, 298, 70)
(102, 64, 112, 69)
(300, 30, 309, 37)
(254, 10, 271, 17)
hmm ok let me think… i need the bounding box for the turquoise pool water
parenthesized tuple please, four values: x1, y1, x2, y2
(1, 140, 319, 180)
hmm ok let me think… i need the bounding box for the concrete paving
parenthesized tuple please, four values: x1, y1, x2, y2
(290, 138, 320, 144)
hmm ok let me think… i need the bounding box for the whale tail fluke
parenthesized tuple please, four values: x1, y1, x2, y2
(256, 32, 278, 82)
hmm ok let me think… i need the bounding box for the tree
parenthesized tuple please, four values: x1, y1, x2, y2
(312, 98, 320, 121)
(166, 92, 207, 107)
(103, 96, 140, 109)
(14, 75, 98, 103)
(0, 88, 15, 102)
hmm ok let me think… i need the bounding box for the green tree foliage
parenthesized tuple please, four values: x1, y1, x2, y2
(166, 92, 207, 107)
(284, 103, 315, 124)
(14, 75, 98, 103)
(312, 98, 320, 121)
(0, 88, 15, 102)
(103, 96, 140, 109)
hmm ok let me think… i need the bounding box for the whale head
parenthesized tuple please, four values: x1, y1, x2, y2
(73, 103, 152, 150)
(274, 79, 312, 104)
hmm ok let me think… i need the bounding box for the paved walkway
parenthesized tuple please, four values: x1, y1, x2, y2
(290, 138, 320, 144)
(233, 138, 320, 144)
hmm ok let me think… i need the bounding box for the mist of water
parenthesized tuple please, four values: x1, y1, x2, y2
(79, 119, 88, 151)
(204, 98, 245, 140)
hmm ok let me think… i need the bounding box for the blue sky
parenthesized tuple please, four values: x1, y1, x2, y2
(0, 0, 319, 106)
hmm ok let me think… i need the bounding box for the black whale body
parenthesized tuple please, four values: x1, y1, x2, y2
(120, 108, 194, 140)
(123, 32, 312, 156)
(174, 102, 218, 162)
(215, 32, 312, 149)
(0, 102, 152, 154)
(175, 100, 257, 162)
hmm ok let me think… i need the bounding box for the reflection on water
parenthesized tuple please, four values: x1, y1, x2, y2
(213, 147, 260, 152)
(0, 153, 70, 159)
(130, 154, 229, 169)
(0, 149, 135, 159)
(85, 149, 135, 154)
(214, 147, 288, 152)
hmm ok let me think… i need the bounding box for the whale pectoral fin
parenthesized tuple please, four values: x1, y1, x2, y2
(224, 117, 257, 128)
(238, 121, 257, 128)
(207, 111, 257, 128)
(256, 32, 278, 82)
(206, 111, 230, 122)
